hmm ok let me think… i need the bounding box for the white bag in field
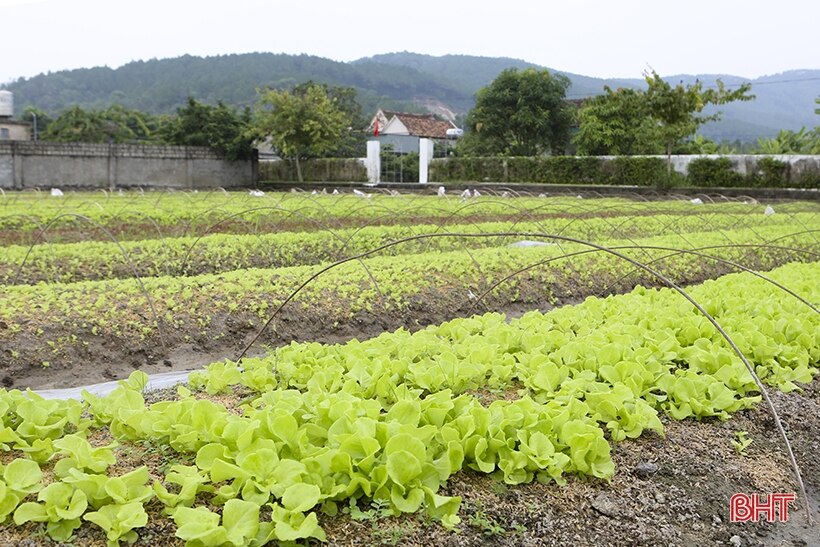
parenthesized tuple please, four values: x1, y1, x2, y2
(764, 205, 775, 216)
(50, 188, 64, 196)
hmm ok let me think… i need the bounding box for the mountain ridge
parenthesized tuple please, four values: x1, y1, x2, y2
(3, 51, 817, 141)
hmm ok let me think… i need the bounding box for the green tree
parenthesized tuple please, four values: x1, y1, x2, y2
(574, 87, 663, 155)
(21, 106, 52, 140)
(460, 68, 574, 156)
(293, 82, 364, 128)
(756, 127, 820, 154)
(643, 70, 754, 174)
(676, 134, 737, 155)
(101, 105, 157, 142)
(43, 106, 111, 142)
(251, 83, 350, 182)
(157, 98, 254, 159)
(42, 105, 158, 143)
(292, 81, 365, 157)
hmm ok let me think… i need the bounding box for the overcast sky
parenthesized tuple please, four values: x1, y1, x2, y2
(1, 0, 818, 84)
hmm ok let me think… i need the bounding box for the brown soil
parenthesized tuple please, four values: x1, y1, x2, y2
(0, 209, 714, 246)
(2, 262, 719, 391)
(3, 248, 788, 393)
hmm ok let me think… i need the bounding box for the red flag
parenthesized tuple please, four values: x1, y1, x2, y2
(374, 118, 380, 136)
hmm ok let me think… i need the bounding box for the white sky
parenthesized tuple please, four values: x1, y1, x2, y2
(1, 0, 818, 84)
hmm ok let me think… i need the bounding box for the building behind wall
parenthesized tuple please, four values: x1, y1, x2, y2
(366, 109, 459, 153)
(0, 120, 32, 141)
(0, 91, 32, 141)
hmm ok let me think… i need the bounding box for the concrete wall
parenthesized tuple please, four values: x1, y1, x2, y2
(0, 142, 256, 190)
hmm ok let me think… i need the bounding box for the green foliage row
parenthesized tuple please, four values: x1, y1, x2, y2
(0, 262, 817, 544)
(430, 156, 669, 186)
(1, 225, 816, 358)
(2, 212, 814, 285)
(687, 157, 820, 188)
(8, 191, 808, 243)
(430, 155, 819, 188)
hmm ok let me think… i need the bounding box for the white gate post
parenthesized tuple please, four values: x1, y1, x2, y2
(366, 140, 380, 184)
(419, 138, 434, 184)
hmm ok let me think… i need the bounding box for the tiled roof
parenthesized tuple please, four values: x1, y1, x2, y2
(389, 112, 456, 139)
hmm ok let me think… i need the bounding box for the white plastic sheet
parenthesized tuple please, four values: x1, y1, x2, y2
(35, 370, 195, 400)
(508, 240, 555, 247)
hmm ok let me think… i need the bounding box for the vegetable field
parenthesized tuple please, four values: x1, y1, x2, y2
(0, 189, 818, 546)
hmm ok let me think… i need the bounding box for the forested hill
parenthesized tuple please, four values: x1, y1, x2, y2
(3, 53, 471, 117)
(3, 51, 818, 140)
(362, 53, 819, 140)
(359, 52, 643, 102)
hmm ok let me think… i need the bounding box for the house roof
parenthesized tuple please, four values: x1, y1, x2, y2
(392, 112, 456, 139)
(368, 109, 457, 139)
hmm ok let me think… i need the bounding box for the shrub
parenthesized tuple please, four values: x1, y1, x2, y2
(791, 166, 820, 188)
(755, 157, 790, 187)
(536, 156, 602, 184)
(602, 157, 667, 186)
(430, 157, 507, 182)
(687, 157, 744, 187)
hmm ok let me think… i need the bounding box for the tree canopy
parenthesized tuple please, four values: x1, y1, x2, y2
(459, 68, 574, 156)
(755, 127, 820, 154)
(643, 70, 754, 169)
(251, 83, 351, 181)
(574, 71, 754, 170)
(42, 105, 156, 144)
(573, 87, 662, 156)
(291, 82, 366, 158)
(157, 98, 254, 160)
